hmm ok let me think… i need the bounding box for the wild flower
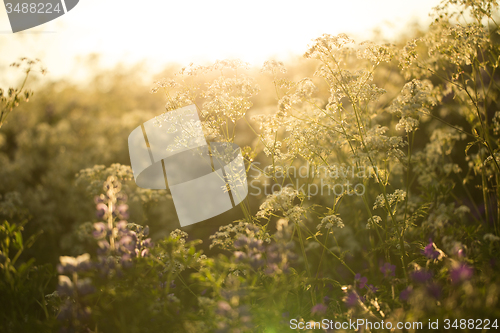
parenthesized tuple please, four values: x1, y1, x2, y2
(422, 239, 440, 259)
(426, 283, 442, 299)
(410, 269, 433, 284)
(380, 262, 396, 278)
(450, 263, 473, 284)
(317, 214, 345, 230)
(256, 187, 299, 218)
(355, 273, 368, 289)
(389, 79, 436, 133)
(6, 0, 500, 329)
(373, 189, 406, 210)
(57, 253, 92, 275)
(344, 291, 360, 308)
(399, 286, 413, 301)
(311, 303, 328, 316)
(484, 233, 500, 242)
(366, 215, 382, 229)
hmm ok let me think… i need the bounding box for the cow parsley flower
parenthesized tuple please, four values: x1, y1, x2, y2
(317, 214, 345, 230)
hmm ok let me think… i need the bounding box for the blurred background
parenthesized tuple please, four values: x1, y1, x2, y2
(0, 0, 442, 264)
(1, 0, 441, 83)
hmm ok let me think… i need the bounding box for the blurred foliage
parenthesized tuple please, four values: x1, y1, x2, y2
(2, 1, 500, 332)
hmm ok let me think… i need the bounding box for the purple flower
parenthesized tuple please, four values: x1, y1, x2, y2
(234, 235, 248, 248)
(57, 276, 74, 297)
(410, 269, 433, 283)
(142, 238, 153, 248)
(114, 204, 129, 219)
(216, 301, 232, 315)
(311, 303, 328, 316)
(116, 220, 128, 231)
(94, 195, 105, 204)
(234, 251, 247, 261)
(422, 239, 439, 259)
(380, 262, 396, 278)
(249, 252, 264, 269)
(400, 286, 412, 301)
(264, 263, 279, 275)
(96, 203, 108, 219)
(450, 264, 473, 284)
(367, 284, 378, 293)
(426, 283, 441, 299)
(97, 240, 110, 256)
(248, 238, 264, 252)
(76, 278, 95, 295)
(92, 222, 107, 239)
(118, 235, 136, 253)
(344, 291, 359, 308)
(355, 273, 368, 289)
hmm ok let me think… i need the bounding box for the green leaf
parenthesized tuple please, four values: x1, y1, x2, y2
(14, 231, 23, 249)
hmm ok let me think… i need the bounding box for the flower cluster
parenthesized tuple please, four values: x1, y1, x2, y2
(232, 220, 297, 275)
(317, 214, 345, 230)
(256, 187, 300, 219)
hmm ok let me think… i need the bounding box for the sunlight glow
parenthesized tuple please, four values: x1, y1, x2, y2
(0, 0, 441, 81)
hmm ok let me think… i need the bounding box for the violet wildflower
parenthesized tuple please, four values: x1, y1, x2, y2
(118, 235, 136, 253)
(450, 263, 473, 284)
(57, 275, 74, 297)
(264, 263, 279, 275)
(114, 204, 129, 219)
(76, 278, 95, 296)
(234, 251, 247, 261)
(311, 303, 328, 316)
(94, 195, 105, 204)
(234, 235, 248, 248)
(248, 252, 264, 269)
(380, 262, 396, 278)
(344, 291, 359, 308)
(410, 269, 433, 283)
(92, 222, 107, 239)
(422, 239, 439, 259)
(216, 301, 232, 315)
(142, 238, 153, 248)
(426, 283, 441, 299)
(248, 238, 264, 252)
(95, 203, 108, 219)
(355, 273, 368, 289)
(400, 286, 412, 301)
(116, 220, 128, 231)
(97, 240, 110, 256)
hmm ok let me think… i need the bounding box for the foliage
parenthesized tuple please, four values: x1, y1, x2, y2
(2, 1, 500, 332)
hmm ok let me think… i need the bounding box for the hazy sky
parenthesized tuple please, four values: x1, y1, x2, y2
(0, 0, 442, 82)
